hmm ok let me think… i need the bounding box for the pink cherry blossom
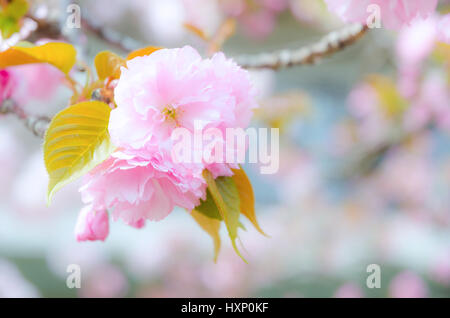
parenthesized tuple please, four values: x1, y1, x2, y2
(324, 0, 438, 29)
(80, 152, 207, 227)
(80, 46, 256, 238)
(110, 46, 257, 176)
(75, 206, 110, 242)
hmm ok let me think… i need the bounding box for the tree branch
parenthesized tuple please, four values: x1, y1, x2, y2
(0, 99, 50, 138)
(3, 18, 368, 140)
(235, 24, 368, 70)
(80, 16, 145, 53)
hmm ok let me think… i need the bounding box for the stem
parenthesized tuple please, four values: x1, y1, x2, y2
(235, 24, 368, 70)
(0, 99, 50, 138)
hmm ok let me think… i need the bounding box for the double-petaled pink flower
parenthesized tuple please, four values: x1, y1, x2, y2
(77, 46, 257, 240)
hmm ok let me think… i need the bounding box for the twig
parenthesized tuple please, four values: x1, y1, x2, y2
(80, 16, 144, 53)
(0, 99, 50, 138)
(338, 125, 429, 179)
(235, 24, 368, 70)
(24, 14, 63, 42)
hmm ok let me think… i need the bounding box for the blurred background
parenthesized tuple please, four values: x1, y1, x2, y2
(0, 0, 449, 298)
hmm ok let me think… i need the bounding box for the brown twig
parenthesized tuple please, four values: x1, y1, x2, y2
(24, 14, 63, 42)
(0, 99, 50, 138)
(235, 24, 368, 70)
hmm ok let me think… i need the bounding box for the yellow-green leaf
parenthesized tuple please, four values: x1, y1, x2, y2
(195, 189, 223, 220)
(368, 75, 408, 117)
(191, 210, 221, 262)
(203, 170, 246, 262)
(3, 0, 28, 20)
(0, 0, 28, 38)
(0, 15, 18, 38)
(127, 46, 162, 60)
(94, 51, 126, 81)
(0, 42, 76, 74)
(232, 167, 267, 236)
(44, 101, 115, 204)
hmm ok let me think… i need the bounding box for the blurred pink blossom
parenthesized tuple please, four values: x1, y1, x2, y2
(375, 139, 432, 207)
(431, 251, 450, 286)
(79, 265, 129, 298)
(347, 83, 389, 145)
(389, 271, 428, 298)
(1, 64, 65, 114)
(9, 64, 65, 109)
(404, 73, 450, 133)
(396, 17, 438, 98)
(220, 0, 288, 38)
(325, 0, 438, 30)
(334, 283, 364, 298)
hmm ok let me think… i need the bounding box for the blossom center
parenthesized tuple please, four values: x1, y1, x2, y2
(162, 105, 177, 120)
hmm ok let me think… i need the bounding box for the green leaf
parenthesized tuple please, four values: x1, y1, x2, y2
(4, 0, 29, 19)
(44, 101, 115, 204)
(368, 75, 408, 117)
(0, 15, 18, 38)
(0, 0, 29, 38)
(203, 170, 246, 262)
(195, 189, 223, 220)
(191, 210, 221, 262)
(232, 167, 268, 236)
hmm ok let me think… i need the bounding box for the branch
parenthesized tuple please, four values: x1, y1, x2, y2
(0, 99, 50, 138)
(235, 24, 368, 70)
(338, 125, 429, 179)
(80, 16, 144, 53)
(24, 14, 64, 42)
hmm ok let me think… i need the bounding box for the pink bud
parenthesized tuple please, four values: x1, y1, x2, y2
(75, 206, 109, 242)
